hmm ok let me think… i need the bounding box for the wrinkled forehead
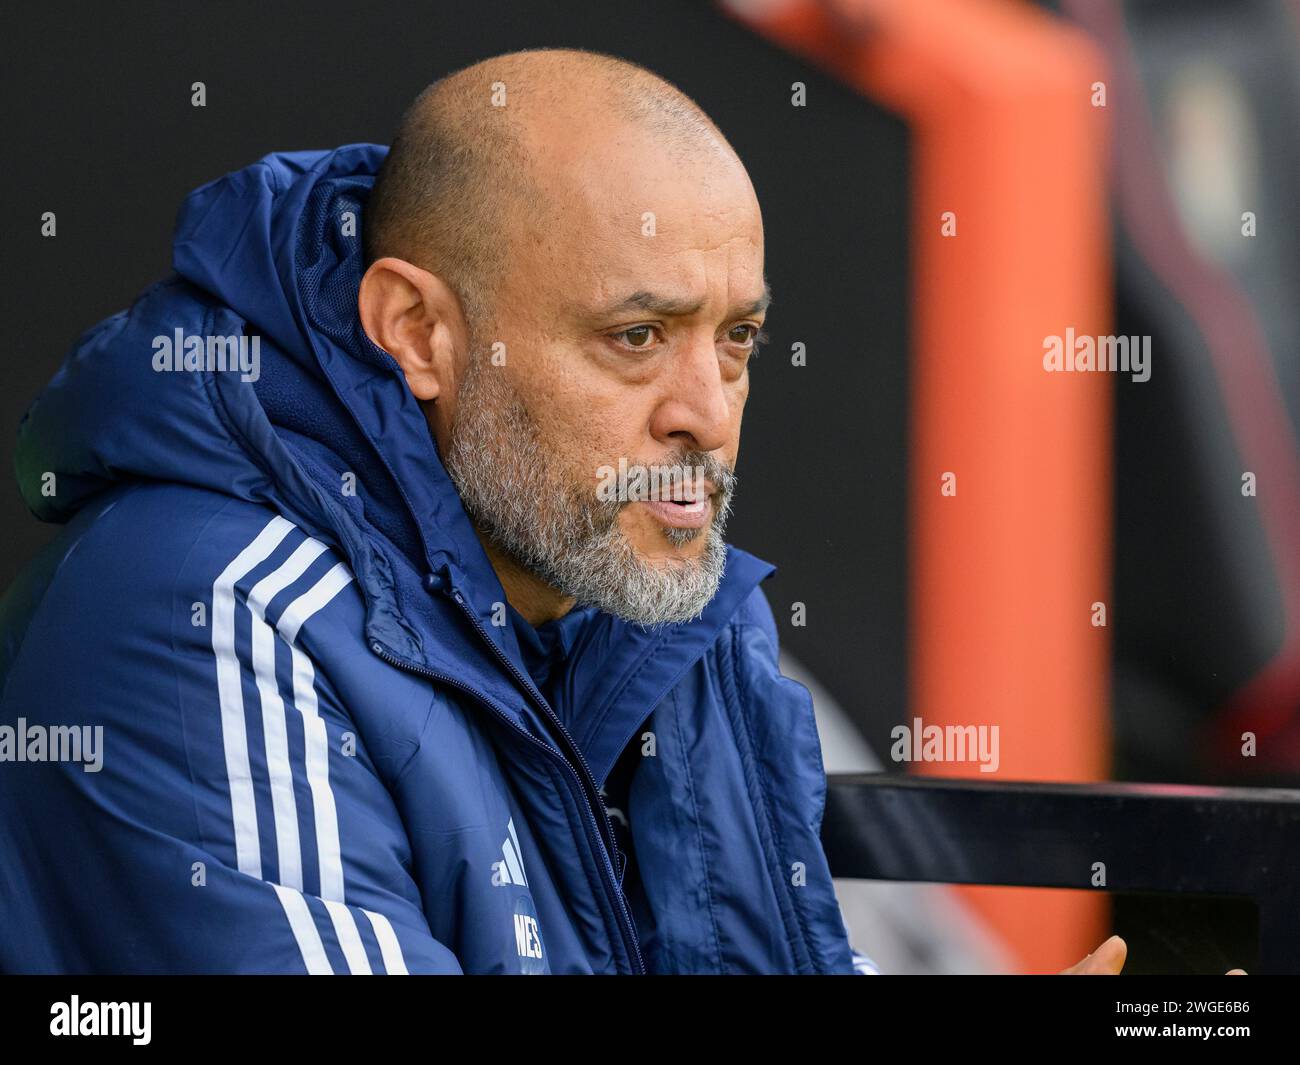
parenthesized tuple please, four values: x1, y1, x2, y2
(508, 117, 765, 314)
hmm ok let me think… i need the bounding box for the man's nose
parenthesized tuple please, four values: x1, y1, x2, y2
(647, 338, 733, 453)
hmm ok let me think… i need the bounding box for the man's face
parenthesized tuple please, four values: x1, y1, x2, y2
(441, 122, 767, 625)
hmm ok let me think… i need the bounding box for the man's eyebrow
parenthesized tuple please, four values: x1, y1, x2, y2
(595, 281, 772, 320)
(734, 283, 772, 319)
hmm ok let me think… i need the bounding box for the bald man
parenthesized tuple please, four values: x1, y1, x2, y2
(0, 47, 868, 975)
(1, 48, 1135, 976)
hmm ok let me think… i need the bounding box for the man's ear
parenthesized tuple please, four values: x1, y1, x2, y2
(357, 256, 466, 403)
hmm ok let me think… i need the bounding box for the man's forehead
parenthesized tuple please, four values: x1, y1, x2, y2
(580, 280, 772, 321)
(506, 116, 766, 320)
(521, 107, 760, 232)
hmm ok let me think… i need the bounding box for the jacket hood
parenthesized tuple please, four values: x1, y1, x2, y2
(14, 145, 775, 777)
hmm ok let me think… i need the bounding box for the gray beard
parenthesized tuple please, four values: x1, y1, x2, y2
(442, 353, 736, 627)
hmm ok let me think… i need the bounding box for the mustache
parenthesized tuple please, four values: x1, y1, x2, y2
(596, 451, 737, 507)
(689, 451, 737, 498)
(654, 450, 737, 499)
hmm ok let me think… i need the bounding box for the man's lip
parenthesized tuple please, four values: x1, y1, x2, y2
(658, 480, 716, 502)
(636, 496, 713, 529)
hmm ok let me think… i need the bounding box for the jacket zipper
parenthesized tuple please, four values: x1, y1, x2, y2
(368, 596, 646, 975)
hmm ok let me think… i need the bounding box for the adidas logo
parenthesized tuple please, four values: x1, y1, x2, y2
(491, 817, 529, 888)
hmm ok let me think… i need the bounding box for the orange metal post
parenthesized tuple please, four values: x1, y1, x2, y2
(725, 0, 1114, 972)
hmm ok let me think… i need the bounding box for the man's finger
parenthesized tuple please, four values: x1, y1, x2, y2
(1059, 934, 1127, 974)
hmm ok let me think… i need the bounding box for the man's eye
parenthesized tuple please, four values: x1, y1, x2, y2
(728, 324, 768, 351)
(619, 326, 655, 348)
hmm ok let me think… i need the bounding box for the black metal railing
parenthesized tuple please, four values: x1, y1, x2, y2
(821, 774, 1300, 973)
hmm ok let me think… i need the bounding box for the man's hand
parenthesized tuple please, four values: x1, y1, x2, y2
(1059, 934, 1248, 974)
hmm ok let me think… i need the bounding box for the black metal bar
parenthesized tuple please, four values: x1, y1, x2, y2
(821, 773, 1300, 973)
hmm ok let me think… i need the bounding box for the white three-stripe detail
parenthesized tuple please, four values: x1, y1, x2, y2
(363, 910, 409, 975)
(276, 561, 353, 905)
(215, 520, 408, 975)
(247, 538, 329, 891)
(212, 515, 296, 879)
(279, 562, 353, 645)
(323, 899, 373, 974)
(272, 884, 332, 974)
